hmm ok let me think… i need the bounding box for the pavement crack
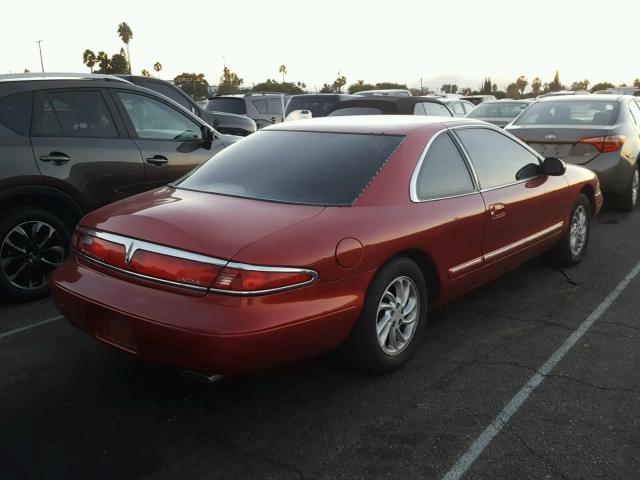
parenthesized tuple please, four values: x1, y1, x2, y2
(555, 267, 579, 286)
(600, 320, 640, 333)
(508, 431, 570, 480)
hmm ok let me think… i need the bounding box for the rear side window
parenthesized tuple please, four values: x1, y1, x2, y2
(424, 103, 453, 117)
(415, 133, 475, 200)
(456, 128, 540, 189)
(0, 91, 32, 136)
(451, 102, 465, 115)
(205, 98, 247, 115)
(413, 103, 427, 115)
(177, 130, 404, 206)
(252, 99, 268, 114)
(267, 98, 283, 114)
(513, 100, 618, 126)
(33, 90, 118, 138)
(328, 107, 383, 116)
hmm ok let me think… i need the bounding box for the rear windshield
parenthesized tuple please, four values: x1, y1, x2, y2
(285, 96, 339, 118)
(328, 107, 384, 116)
(513, 100, 619, 126)
(467, 102, 529, 119)
(205, 98, 246, 115)
(176, 130, 404, 206)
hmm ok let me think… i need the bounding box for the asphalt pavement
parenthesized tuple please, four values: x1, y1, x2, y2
(1, 206, 639, 480)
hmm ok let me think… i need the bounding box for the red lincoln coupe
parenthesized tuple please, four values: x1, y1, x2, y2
(52, 116, 602, 375)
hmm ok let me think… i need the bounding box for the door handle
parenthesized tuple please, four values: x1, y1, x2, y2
(145, 155, 169, 167)
(489, 203, 506, 219)
(39, 152, 70, 165)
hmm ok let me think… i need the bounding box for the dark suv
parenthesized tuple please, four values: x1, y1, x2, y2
(0, 73, 237, 301)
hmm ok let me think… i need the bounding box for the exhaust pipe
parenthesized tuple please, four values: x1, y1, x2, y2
(181, 370, 224, 383)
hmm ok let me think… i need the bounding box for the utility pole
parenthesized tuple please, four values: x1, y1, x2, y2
(36, 40, 44, 72)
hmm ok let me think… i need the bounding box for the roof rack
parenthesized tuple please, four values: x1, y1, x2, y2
(0, 72, 132, 83)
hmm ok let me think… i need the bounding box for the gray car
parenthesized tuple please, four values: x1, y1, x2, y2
(204, 92, 288, 129)
(437, 97, 476, 117)
(506, 94, 640, 211)
(466, 100, 532, 127)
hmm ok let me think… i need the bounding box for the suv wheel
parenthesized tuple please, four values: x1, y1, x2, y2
(0, 207, 70, 302)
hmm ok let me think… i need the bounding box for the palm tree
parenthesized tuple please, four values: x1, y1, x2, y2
(153, 62, 162, 74)
(96, 51, 110, 73)
(117, 22, 133, 73)
(82, 49, 96, 73)
(141, 69, 151, 77)
(279, 64, 287, 84)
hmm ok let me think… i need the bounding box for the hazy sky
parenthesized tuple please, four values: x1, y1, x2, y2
(3, 0, 639, 91)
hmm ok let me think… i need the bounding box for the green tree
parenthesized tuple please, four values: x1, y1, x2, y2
(332, 74, 347, 93)
(506, 83, 520, 99)
(531, 77, 542, 97)
(548, 70, 564, 92)
(278, 64, 287, 83)
(175, 73, 209, 99)
(252, 79, 304, 95)
(481, 77, 492, 95)
(109, 50, 129, 74)
(349, 80, 376, 94)
(96, 51, 110, 73)
(570, 79, 589, 91)
(117, 22, 133, 73)
(590, 82, 615, 92)
(217, 67, 243, 94)
(154, 62, 162, 74)
(320, 83, 334, 93)
(82, 49, 96, 72)
(493, 90, 507, 99)
(375, 82, 407, 90)
(441, 84, 452, 94)
(141, 69, 151, 77)
(516, 75, 528, 96)
(634, 79, 640, 88)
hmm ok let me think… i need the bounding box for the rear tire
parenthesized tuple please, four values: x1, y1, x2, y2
(341, 257, 428, 373)
(617, 164, 639, 212)
(0, 207, 70, 302)
(550, 193, 591, 267)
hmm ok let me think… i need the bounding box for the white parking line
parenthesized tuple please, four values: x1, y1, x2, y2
(0, 315, 63, 340)
(442, 260, 640, 480)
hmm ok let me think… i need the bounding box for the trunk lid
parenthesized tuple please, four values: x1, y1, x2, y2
(81, 187, 325, 261)
(506, 125, 617, 164)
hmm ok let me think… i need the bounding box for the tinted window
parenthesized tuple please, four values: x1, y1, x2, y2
(456, 128, 540, 189)
(144, 81, 193, 111)
(267, 98, 283, 114)
(285, 96, 340, 117)
(416, 133, 474, 200)
(117, 92, 201, 141)
(424, 103, 453, 117)
(177, 130, 404, 206)
(513, 100, 618, 125)
(34, 91, 117, 138)
(413, 103, 427, 115)
(467, 102, 529, 119)
(328, 107, 384, 116)
(205, 98, 246, 115)
(252, 99, 268, 114)
(0, 91, 32, 136)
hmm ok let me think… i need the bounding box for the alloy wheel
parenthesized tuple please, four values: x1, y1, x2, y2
(569, 205, 588, 257)
(632, 168, 639, 208)
(376, 276, 420, 355)
(0, 221, 65, 290)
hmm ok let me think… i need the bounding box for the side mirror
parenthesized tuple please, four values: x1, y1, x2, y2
(201, 125, 215, 150)
(541, 157, 566, 176)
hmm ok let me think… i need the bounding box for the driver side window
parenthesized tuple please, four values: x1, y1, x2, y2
(117, 91, 202, 142)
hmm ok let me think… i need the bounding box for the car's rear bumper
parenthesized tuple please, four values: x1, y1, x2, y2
(579, 152, 634, 196)
(52, 255, 370, 375)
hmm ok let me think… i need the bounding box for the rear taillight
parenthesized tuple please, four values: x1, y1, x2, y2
(213, 265, 316, 294)
(72, 228, 317, 294)
(578, 135, 625, 153)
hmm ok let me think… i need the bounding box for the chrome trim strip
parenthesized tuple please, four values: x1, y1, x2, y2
(449, 256, 483, 275)
(409, 129, 480, 203)
(484, 222, 563, 261)
(80, 227, 228, 267)
(76, 228, 319, 295)
(80, 255, 210, 291)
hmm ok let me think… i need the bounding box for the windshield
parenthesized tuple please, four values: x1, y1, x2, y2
(177, 130, 404, 206)
(284, 96, 340, 118)
(205, 98, 246, 115)
(467, 102, 529, 119)
(513, 100, 619, 125)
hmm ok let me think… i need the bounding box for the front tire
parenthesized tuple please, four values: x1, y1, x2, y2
(341, 257, 428, 373)
(551, 193, 591, 267)
(0, 207, 70, 302)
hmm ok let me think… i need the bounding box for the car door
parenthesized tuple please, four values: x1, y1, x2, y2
(112, 90, 223, 189)
(454, 126, 568, 270)
(30, 88, 147, 212)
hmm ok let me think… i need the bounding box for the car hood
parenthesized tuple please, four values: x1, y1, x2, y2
(80, 187, 325, 261)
